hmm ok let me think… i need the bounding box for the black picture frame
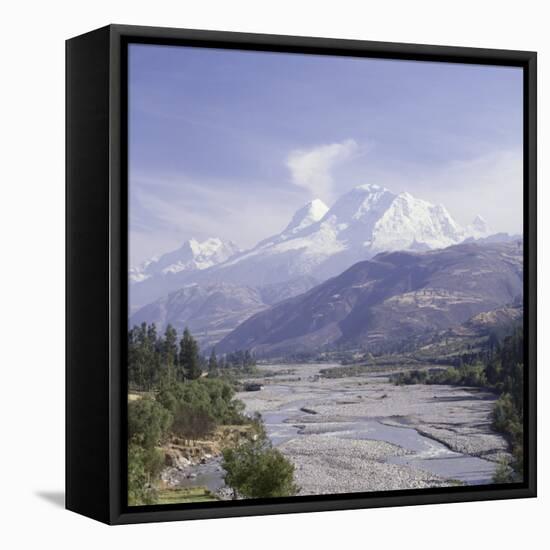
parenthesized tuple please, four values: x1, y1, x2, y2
(66, 24, 537, 525)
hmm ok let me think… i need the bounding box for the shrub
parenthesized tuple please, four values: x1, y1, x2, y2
(493, 458, 515, 484)
(172, 404, 215, 442)
(492, 393, 520, 433)
(157, 378, 246, 425)
(222, 436, 298, 499)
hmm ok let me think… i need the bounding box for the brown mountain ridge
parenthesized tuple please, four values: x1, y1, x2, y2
(217, 241, 523, 356)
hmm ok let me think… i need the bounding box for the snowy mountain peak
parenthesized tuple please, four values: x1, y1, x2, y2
(130, 237, 240, 283)
(396, 190, 414, 200)
(465, 215, 491, 240)
(284, 198, 329, 234)
(309, 198, 330, 218)
(370, 191, 464, 252)
(186, 237, 237, 258)
(472, 215, 489, 232)
(130, 185, 493, 309)
(326, 184, 396, 225)
(354, 183, 388, 193)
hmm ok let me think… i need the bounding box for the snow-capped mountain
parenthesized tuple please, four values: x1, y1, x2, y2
(282, 198, 330, 236)
(464, 215, 491, 241)
(130, 184, 494, 308)
(368, 191, 464, 251)
(191, 184, 490, 285)
(130, 237, 240, 283)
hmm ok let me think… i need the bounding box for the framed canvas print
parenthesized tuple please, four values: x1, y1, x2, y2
(66, 24, 537, 525)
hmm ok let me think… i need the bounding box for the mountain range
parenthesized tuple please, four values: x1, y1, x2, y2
(129, 283, 266, 350)
(130, 237, 240, 284)
(130, 184, 498, 309)
(216, 240, 523, 356)
(128, 275, 320, 348)
(129, 184, 523, 355)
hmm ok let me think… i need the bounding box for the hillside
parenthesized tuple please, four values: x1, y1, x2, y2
(217, 241, 523, 356)
(129, 283, 266, 350)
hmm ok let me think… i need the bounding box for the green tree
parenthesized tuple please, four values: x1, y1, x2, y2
(127, 397, 171, 505)
(161, 324, 178, 383)
(128, 443, 153, 505)
(222, 437, 298, 499)
(162, 324, 178, 364)
(208, 347, 218, 374)
(128, 443, 164, 505)
(128, 397, 172, 449)
(128, 323, 163, 390)
(179, 327, 202, 380)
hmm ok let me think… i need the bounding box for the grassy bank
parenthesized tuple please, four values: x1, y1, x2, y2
(155, 487, 217, 505)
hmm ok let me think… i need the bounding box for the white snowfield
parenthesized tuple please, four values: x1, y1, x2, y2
(129, 237, 240, 283)
(130, 183, 494, 292)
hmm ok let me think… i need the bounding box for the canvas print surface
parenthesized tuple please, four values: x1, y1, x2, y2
(127, 43, 525, 506)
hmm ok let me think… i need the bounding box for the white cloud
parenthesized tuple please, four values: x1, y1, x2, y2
(286, 139, 360, 201)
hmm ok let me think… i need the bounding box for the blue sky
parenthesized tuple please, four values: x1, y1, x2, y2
(129, 43, 523, 265)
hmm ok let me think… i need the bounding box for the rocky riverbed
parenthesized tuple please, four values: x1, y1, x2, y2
(159, 424, 255, 499)
(237, 363, 510, 495)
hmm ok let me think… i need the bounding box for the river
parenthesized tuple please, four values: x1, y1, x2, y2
(176, 362, 508, 495)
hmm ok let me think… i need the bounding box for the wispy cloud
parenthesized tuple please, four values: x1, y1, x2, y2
(286, 139, 361, 202)
(129, 172, 304, 265)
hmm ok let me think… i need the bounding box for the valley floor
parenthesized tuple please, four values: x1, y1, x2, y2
(237, 363, 511, 495)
